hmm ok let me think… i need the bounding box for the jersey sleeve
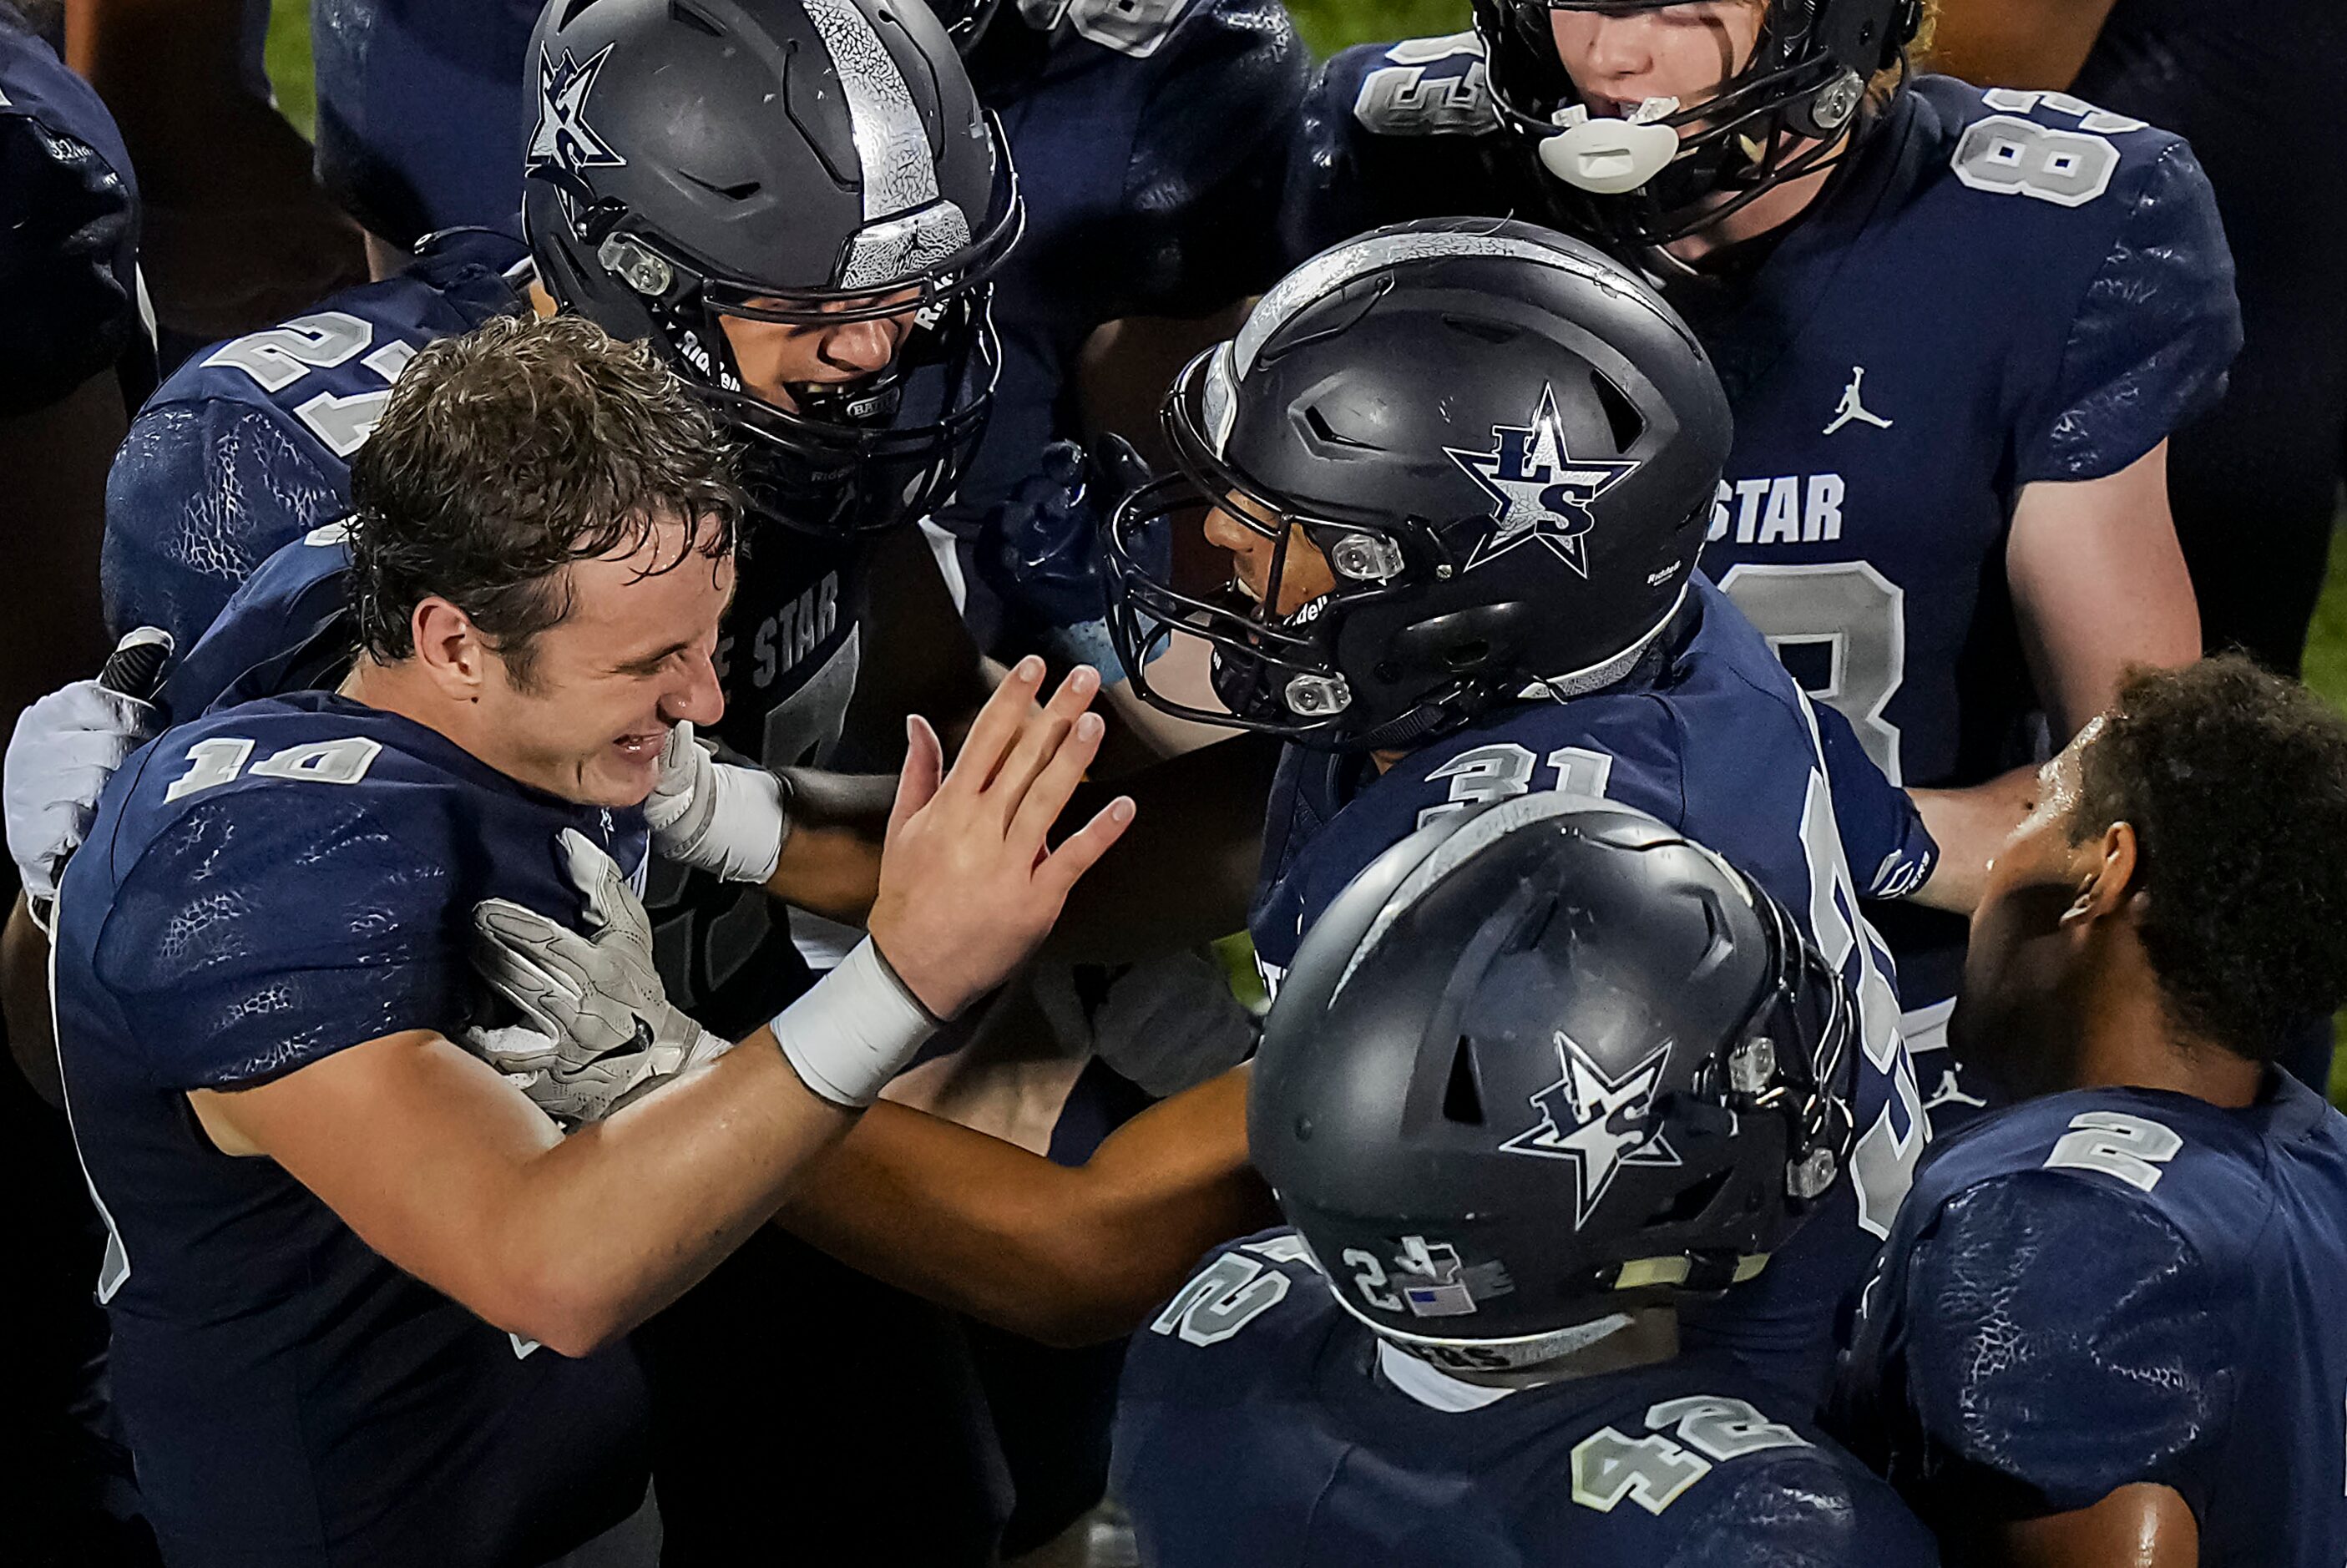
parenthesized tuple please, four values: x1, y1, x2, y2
(1622, 1456, 1941, 1568)
(1812, 699, 1937, 899)
(1117, 0, 1311, 313)
(101, 399, 347, 648)
(2015, 137, 2242, 485)
(0, 101, 139, 415)
(91, 787, 466, 1090)
(1892, 1170, 2245, 1520)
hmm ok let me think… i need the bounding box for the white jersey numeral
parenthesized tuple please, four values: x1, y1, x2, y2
(205, 312, 415, 457)
(1719, 560, 1908, 784)
(164, 736, 382, 802)
(2045, 1110, 2183, 1192)
(1415, 741, 1615, 829)
(1149, 1251, 1291, 1347)
(1572, 1394, 1810, 1515)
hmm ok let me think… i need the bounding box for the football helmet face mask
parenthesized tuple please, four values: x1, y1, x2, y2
(1474, 0, 1925, 247)
(1250, 797, 1859, 1370)
(524, 0, 1023, 538)
(1105, 217, 1732, 752)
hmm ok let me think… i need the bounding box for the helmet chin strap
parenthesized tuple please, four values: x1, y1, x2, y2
(1537, 98, 1682, 195)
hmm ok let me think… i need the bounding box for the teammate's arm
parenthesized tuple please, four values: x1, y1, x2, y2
(1927, 0, 2119, 94)
(1978, 1482, 2198, 1568)
(184, 665, 1132, 1357)
(2007, 443, 2202, 742)
(777, 1065, 1273, 1347)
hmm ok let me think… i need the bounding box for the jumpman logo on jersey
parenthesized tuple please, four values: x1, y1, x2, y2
(1448, 384, 1639, 579)
(1922, 1067, 1988, 1114)
(1500, 1032, 1680, 1227)
(1823, 366, 1894, 435)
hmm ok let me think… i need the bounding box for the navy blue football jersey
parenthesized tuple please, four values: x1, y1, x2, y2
(1252, 577, 1934, 1401)
(50, 691, 652, 1566)
(0, 0, 144, 415)
(1116, 1230, 1940, 1567)
(1285, 59, 2239, 1107)
(1833, 1071, 2347, 1566)
(99, 226, 529, 653)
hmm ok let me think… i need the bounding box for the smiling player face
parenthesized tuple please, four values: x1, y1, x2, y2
(1201, 490, 1338, 619)
(474, 513, 736, 808)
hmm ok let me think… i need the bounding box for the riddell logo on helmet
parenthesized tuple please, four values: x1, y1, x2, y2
(1445, 385, 1639, 579)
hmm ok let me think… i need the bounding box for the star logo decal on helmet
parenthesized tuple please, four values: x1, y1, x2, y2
(1446, 384, 1639, 579)
(529, 43, 628, 178)
(1500, 1031, 1680, 1227)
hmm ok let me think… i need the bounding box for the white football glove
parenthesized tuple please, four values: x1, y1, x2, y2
(5, 678, 161, 900)
(641, 721, 790, 884)
(468, 829, 734, 1125)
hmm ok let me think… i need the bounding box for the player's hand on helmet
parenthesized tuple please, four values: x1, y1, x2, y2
(641, 721, 791, 884)
(966, 436, 1162, 677)
(867, 656, 1136, 1019)
(468, 829, 733, 1125)
(4, 675, 162, 901)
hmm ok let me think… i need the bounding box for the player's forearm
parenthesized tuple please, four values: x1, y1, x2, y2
(488, 1026, 853, 1353)
(2008, 450, 2202, 741)
(757, 766, 895, 918)
(1909, 765, 2037, 915)
(2, 895, 61, 1106)
(777, 1067, 1273, 1346)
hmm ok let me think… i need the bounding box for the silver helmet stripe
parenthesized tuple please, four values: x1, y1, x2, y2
(1231, 230, 1634, 382)
(802, 0, 974, 288)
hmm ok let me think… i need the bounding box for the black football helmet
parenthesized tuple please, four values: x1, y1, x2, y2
(521, 0, 1023, 537)
(1105, 216, 1732, 751)
(1475, 0, 1925, 246)
(1250, 796, 1857, 1372)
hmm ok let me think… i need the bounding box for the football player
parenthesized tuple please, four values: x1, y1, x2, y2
(1118, 798, 1940, 1565)
(1830, 656, 2347, 1567)
(47, 313, 1130, 1568)
(1098, 217, 1948, 1400)
(1284, 0, 2238, 1122)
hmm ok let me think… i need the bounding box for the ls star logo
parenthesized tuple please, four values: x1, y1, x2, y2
(529, 43, 627, 178)
(1448, 384, 1639, 578)
(1502, 1031, 1681, 1227)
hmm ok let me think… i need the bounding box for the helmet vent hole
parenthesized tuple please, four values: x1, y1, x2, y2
(668, 1, 726, 37)
(1442, 1037, 1486, 1126)
(1643, 1169, 1730, 1229)
(680, 172, 764, 201)
(1588, 369, 1645, 453)
(1302, 404, 1376, 452)
(559, 0, 603, 27)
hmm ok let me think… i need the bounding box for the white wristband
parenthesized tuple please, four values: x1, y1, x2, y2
(768, 938, 937, 1108)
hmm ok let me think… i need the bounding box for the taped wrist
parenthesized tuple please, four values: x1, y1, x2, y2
(767, 938, 938, 1108)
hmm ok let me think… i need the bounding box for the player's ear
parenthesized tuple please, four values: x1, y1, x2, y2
(2063, 820, 2139, 927)
(410, 597, 491, 701)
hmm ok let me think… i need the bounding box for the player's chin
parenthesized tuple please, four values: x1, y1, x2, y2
(584, 732, 667, 808)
